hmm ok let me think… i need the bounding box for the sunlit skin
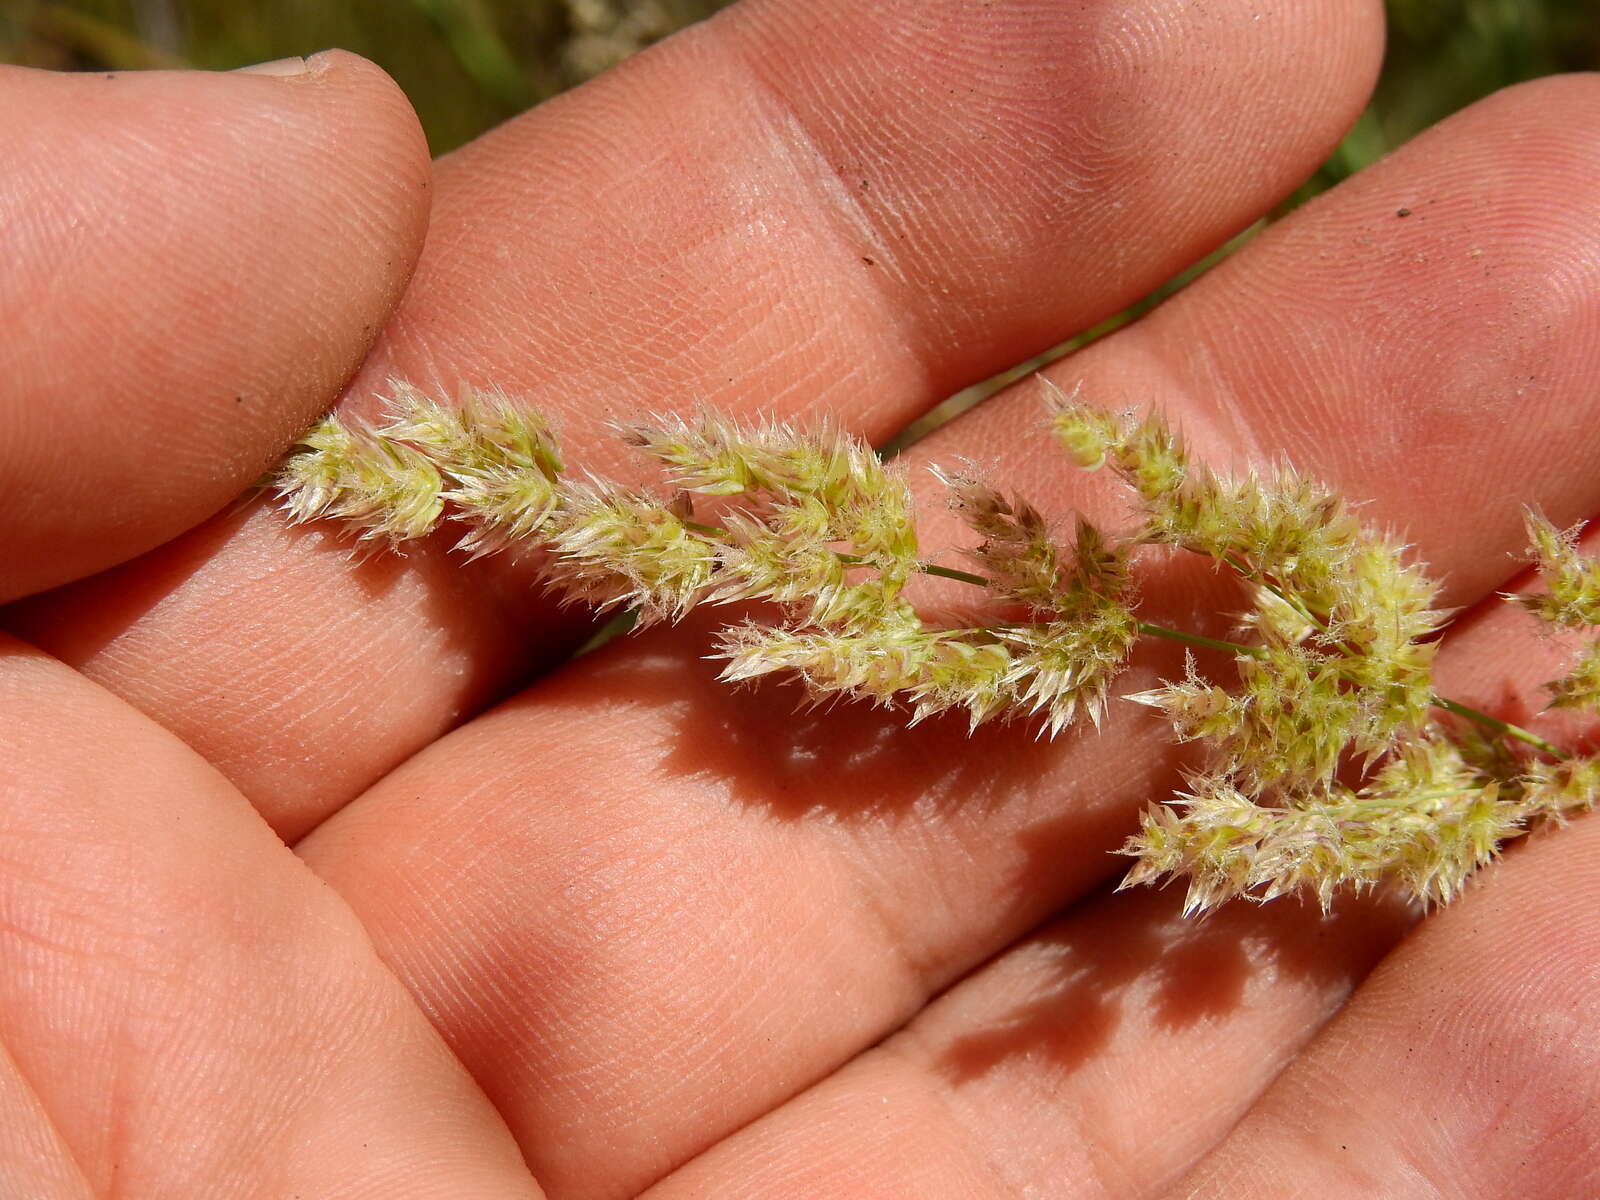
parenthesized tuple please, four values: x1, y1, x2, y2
(2, 2, 1599, 1196)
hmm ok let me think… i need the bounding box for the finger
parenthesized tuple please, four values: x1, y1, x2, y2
(0, 638, 541, 1197)
(9, 0, 1386, 838)
(1171, 822, 1600, 1198)
(299, 74, 1600, 1199)
(643, 890, 1412, 1200)
(0, 52, 429, 601)
(354, 0, 1379, 426)
(643, 567, 1595, 1199)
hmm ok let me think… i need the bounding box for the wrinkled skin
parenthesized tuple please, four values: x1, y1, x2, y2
(3, 3, 1599, 1197)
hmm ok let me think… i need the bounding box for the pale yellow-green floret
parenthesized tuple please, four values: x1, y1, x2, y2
(276, 412, 445, 545)
(715, 618, 1018, 730)
(1046, 379, 1185, 499)
(937, 467, 1067, 613)
(1513, 513, 1600, 714)
(380, 382, 565, 483)
(999, 608, 1138, 735)
(1523, 754, 1600, 821)
(542, 483, 717, 623)
(1546, 642, 1600, 714)
(624, 413, 922, 628)
(1516, 512, 1600, 629)
(380, 382, 566, 558)
(1122, 737, 1523, 914)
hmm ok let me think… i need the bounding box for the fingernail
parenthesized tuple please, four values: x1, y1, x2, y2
(232, 56, 311, 77)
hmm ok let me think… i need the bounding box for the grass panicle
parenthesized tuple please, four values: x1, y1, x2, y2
(274, 378, 1599, 914)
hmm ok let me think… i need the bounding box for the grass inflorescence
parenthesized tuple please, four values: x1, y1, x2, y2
(274, 381, 1600, 915)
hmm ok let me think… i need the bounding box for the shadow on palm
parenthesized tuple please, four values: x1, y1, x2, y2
(938, 882, 1412, 1082)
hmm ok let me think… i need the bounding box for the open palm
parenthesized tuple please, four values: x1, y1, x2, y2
(3, 2, 1598, 1196)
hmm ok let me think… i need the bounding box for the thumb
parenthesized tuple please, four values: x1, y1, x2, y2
(0, 51, 431, 601)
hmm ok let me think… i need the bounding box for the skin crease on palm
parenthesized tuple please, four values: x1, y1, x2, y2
(2, 0, 1600, 1195)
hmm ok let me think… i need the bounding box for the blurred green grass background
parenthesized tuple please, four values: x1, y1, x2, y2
(4, 0, 1596, 435)
(1, 0, 732, 152)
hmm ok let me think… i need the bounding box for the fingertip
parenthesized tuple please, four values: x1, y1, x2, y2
(1474, 68, 1600, 119)
(0, 51, 431, 601)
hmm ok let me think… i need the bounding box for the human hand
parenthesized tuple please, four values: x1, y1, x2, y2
(4, 3, 1599, 1196)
